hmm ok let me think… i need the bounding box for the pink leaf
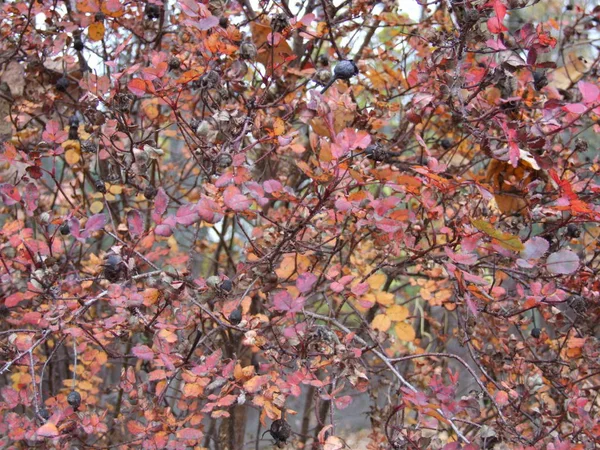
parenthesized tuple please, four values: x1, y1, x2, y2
(263, 179, 282, 194)
(546, 249, 579, 275)
(520, 236, 549, 260)
(578, 81, 599, 104)
(196, 15, 219, 30)
(155, 223, 173, 237)
(24, 182, 39, 216)
(42, 120, 68, 144)
(84, 213, 107, 235)
(273, 290, 305, 313)
(197, 196, 224, 224)
(132, 344, 154, 361)
(127, 209, 144, 237)
(153, 188, 169, 217)
(296, 273, 317, 293)
(176, 204, 200, 226)
(487, 16, 507, 34)
(223, 185, 252, 212)
(563, 103, 587, 114)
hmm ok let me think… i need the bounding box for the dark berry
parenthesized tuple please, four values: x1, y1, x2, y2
(67, 390, 81, 410)
(531, 328, 541, 339)
(228, 307, 242, 325)
(59, 222, 70, 235)
(73, 37, 84, 51)
(94, 11, 105, 22)
(145, 4, 160, 19)
(38, 408, 50, 422)
(566, 223, 581, 238)
(440, 138, 453, 149)
(0, 304, 9, 317)
(56, 77, 70, 92)
(533, 71, 548, 91)
(143, 185, 157, 199)
(333, 60, 359, 80)
(220, 279, 233, 292)
(68, 126, 79, 140)
(95, 179, 107, 194)
(219, 16, 228, 28)
(168, 57, 181, 70)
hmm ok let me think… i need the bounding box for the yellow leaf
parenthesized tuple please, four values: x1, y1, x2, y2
(386, 305, 408, 322)
(88, 21, 105, 41)
(371, 314, 391, 332)
(143, 101, 159, 120)
(158, 329, 177, 343)
(395, 321, 416, 342)
(109, 184, 122, 195)
(367, 273, 386, 290)
(65, 148, 81, 165)
(266, 117, 285, 137)
(90, 201, 104, 214)
(376, 291, 394, 306)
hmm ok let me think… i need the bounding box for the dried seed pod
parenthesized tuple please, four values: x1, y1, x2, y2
(271, 13, 289, 33)
(269, 418, 291, 447)
(81, 139, 98, 153)
(145, 3, 160, 19)
(104, 254, 125, 283)
(228, 307, 242, 325)
(239, 42, 257, 61)
(216, 152, 233, 168)
(67, 390, 82, 410)
(199, 70, 220, 89)
(364, 142, 387, 162)
(314, 68, 332, 86)
(168, 56, 181, 70)
(114, 93, 134, 112)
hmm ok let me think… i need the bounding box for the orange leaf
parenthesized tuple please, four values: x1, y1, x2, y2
(88, 21, 105, 41)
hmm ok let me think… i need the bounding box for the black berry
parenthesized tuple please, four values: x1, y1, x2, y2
(56, 77, 70, 92)
(531, 328, 541, 339)
(59, 222, 70, 235)
(228, 307, 242, 325)
(67, 390, 82, 410)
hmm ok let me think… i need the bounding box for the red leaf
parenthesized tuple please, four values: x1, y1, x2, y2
(176, 427, 203, 440)
(0, 183, 21, 205)
(128, 78, 147, 97)
(334, 395, 352, 410)
(217, 394, 237, 407)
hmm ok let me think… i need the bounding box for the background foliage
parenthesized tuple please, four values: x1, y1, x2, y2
(0, 0, 600, 448)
